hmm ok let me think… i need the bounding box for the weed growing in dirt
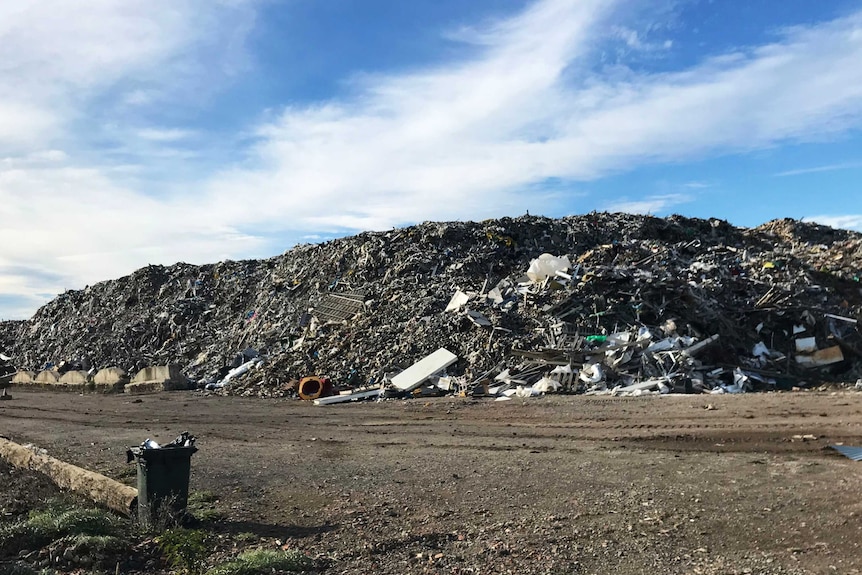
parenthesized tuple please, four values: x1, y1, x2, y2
(206, 549, 314, 575)
(144, 492, 186, 533)
(233, 532, 258, 544)
(157, 528, 209, 575)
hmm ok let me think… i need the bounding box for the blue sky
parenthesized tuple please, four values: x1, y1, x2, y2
(1, 0, 862, 320)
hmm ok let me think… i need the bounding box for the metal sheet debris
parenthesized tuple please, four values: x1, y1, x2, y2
(830, 445, 862, 461)
(314, 291, 367, 323)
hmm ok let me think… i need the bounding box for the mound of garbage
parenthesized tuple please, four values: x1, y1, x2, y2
(1, 214, 861, 398)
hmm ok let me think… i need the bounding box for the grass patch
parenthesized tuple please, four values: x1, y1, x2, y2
(233, 532, 258, 544)
(0, 562, 54, 575)
(206, 549, 314, 575)
(0, 499, 122, 556)
(111, 465, 137, 482)
(187, 491, 226, 523)
(191, 508, 226, 523)
(64, 533, 127, 557)
(188, 491, 219, 506)
(157, 528, 209, 575)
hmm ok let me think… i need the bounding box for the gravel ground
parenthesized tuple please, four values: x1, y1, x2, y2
(2, 388, 862, 574)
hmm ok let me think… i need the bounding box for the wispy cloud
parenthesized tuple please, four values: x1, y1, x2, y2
(611, 26, 673, 52)
(137, 128, 196, 142)
(0, 1, 257, 154)
(803, 214, 862, 231)
(605, 193, 693, 215)
(200, 2, 862, 233)
(774, 161, 862, 177)
(682, 181, 712, 189)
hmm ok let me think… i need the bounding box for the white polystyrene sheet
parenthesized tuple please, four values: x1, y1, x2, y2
(313, 388, 382, 405)
(531, 376, 561, 393)
(579, 363, 604, 384)
(391, 348, 458, 391)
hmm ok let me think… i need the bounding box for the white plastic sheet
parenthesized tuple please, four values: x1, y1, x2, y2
(526, 254, 572, 283)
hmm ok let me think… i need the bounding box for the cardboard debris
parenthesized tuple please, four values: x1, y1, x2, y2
(795, 346, 844, 368)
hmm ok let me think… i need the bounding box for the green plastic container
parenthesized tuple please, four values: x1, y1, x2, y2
(129, 445, 197, 528)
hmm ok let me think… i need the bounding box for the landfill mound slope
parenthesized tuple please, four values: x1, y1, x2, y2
(1, 213, 861, 395)
(0, 321, 19, 355)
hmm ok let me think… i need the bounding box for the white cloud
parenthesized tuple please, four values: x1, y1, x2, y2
(123, 90, 158, 107)
(682, 181, 712, 189)
(0, 1, 257, 154)
(0, 162, 266, 304)
(775, 161, 862, 177)
(605, 193, 693, 215)
(137, 128, 196, 142)
(611, 26, 673, 52)
(803, 215, 862, 232)
(200, 2, 862, 234)
(0, 0, 262, 318)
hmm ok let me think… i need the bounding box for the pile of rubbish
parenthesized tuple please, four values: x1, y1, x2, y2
(1, 214, 860, 399)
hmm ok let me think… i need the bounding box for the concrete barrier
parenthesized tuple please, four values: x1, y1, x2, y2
(94, 367, 130, 392)
(11, 371, 35, 384)
(34, 370, 61, 384)
(126, 364, 190, 394)
(59, 370, 90, 385)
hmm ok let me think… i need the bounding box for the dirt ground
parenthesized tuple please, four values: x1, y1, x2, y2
(3, 388, 862, 575)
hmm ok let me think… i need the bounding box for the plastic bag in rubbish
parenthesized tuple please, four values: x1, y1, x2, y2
(526, 254, 571, 282)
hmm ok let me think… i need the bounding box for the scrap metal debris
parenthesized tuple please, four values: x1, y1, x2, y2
(829, 445, 862, 461)
(0, 214, 860, 399)
(0, 353, 14, 399)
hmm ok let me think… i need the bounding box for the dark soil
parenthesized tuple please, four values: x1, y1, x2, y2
(0, 458, 62, 519)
